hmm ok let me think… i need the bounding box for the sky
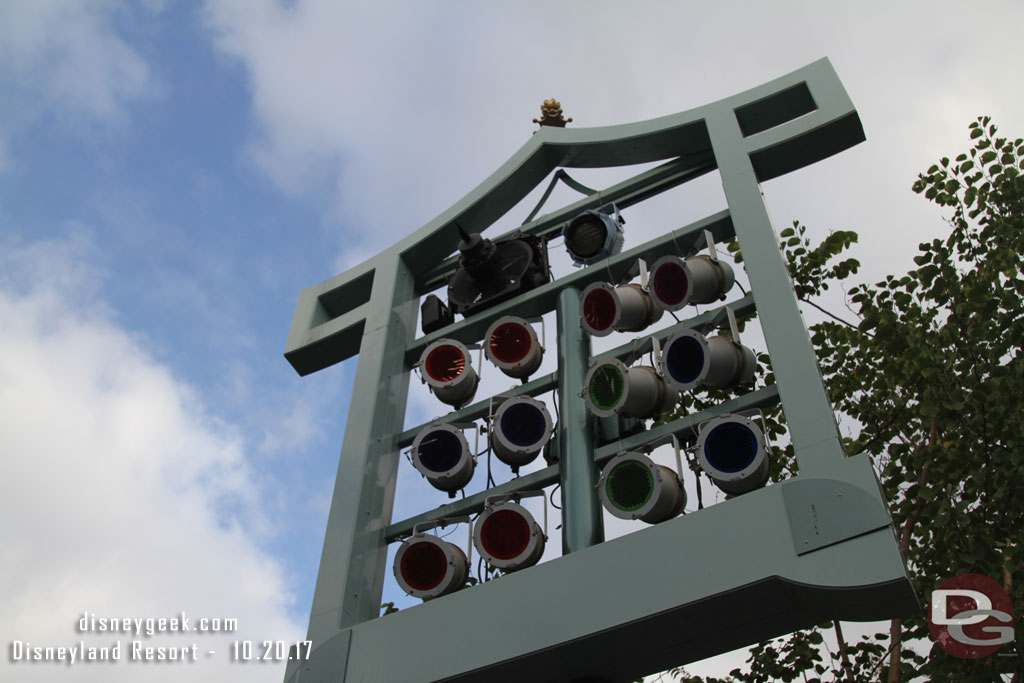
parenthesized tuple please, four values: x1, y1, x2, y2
(1, 1, 1022, 681)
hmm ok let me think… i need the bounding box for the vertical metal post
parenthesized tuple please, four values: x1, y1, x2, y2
(301, 253, 418, 643)
(706, 112, 847, 476)
(556, 287, 603, 553)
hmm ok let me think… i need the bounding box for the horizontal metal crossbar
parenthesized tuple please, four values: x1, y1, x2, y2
(384, 384, 780, 542)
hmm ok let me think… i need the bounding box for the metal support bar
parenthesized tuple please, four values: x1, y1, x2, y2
(707, 111, 847, 476)
(556, 288, 603, 553)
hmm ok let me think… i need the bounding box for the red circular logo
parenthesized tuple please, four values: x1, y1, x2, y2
(928, 573, 1015, 659)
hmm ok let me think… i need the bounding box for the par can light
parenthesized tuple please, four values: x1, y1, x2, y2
(393, 534, 469, 600)
(419, 338, 479, 407)
(484, 316, 543, 378)
(696, 414, 771, 495)
(598, 452, 686, 524)
(411, 424, 475, 494)
(473, 501, 545, 571)
(649, 254, 735, 311)
(563, 209, 625, 266)
(580, 282, 662, 337)
(490, 396, 553, 470)
(661, 329, 756, 392)
(584, 358, 678, 420)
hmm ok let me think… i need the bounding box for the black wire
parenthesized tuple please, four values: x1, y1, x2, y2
(549, 483, 562, 510)
(487, 445, 496, 489)
(737, 281, 748, 296)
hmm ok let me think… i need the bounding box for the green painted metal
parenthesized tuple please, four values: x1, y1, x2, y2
(782, 477, 894, 555)
(282, 58, 917, 683)
(556, 288, 603, 553)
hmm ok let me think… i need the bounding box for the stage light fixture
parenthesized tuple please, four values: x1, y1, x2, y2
(696, 414, 771, 494)
(660, 329, 756, 393)
(421, 294, 455, 335)
(447, 227, 550, 318)
(490, 396, 553, 471)
(484, 316, 543, 379)
(597, 452, 685, 524)
(579, 282, 662, 337)
(473, 501, 546, 572)
(393, 534, 469, 600)
(583, 358, 678, 420)
(649, 254, 735, 311)
(411, 424, 476, 495)
(563, 207, 625, 266)
(419, 338, 479, 407)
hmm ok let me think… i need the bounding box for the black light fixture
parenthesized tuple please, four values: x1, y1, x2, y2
(447, 225, 550, 319)
(563, 205, 625, 266)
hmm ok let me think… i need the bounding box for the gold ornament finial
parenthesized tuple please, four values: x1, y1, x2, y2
(533, 98, 572, 128)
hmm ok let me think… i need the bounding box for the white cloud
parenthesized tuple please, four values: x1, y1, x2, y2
(0, 1, 155, 169)
(203, 0, 1024, 278)
(0, 236, 302, 681)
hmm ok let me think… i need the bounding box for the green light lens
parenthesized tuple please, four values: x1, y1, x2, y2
(606, 460, 654, 511)
(588, 363, 624, 411)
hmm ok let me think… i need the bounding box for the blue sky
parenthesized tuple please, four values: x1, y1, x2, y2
(2, 2, 1023, 681)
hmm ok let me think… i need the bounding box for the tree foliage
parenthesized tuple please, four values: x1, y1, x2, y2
(676, 117, 1023, 682)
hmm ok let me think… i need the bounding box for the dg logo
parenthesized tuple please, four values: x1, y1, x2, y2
(928, 573, 1016, 659)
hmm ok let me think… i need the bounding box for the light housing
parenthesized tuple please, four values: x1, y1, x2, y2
(563, 209, 625, 266)
(490, 396, 553, 471)
(660, 329, 756, 392)
(447, 228, 550, 318)
(583, 358, 678, 420)
(649, 254, 735, 311)
(411, 424, 475, 494)
(419, 338, 479, 407)
(598, 452, 686, 524)
(579, 282, 662, 337)
(696, 414, 771, 494)
(473, 501, 545, 571)
(393, 534, 469, 600)
(484, 316, 543, 379)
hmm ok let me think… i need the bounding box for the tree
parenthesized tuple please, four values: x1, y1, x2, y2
(673, 117, 1023, 682)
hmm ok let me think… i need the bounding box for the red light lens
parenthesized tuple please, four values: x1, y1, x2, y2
(653, 261, 688, 307)
(480, 509, 531, 560)
(425, 345, 466, 382)
(489, 322, 531, 364)
(400, 541, 448, 591)
(582, 288, 617, 332)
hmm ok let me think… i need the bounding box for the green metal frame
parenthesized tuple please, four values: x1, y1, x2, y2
(282, 58, 917, 683)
